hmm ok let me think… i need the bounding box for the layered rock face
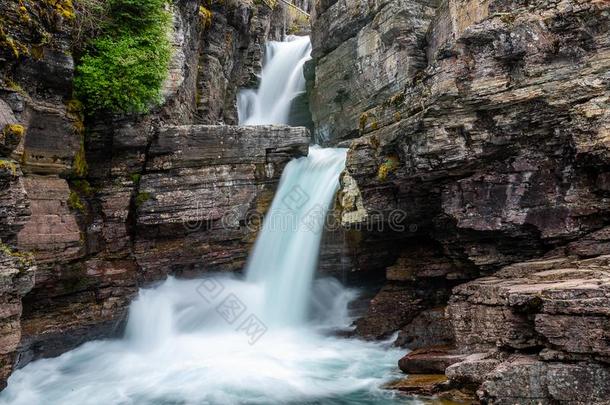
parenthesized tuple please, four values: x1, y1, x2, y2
(0, 0, 307, 388)
(135, 125, 309, 280)
(311, 0, 610, 402)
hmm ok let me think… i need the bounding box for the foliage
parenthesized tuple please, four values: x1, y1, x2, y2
(130, 173, 141, 184)
(135, 191, 151, 207)
(74, 0, 172, 114)
(68, 190, 85, 212)
(0, 159, 17, 175)
(377, 155, 399, 181)
(71, 179, 94, 196)
(73, 0, 110, 49)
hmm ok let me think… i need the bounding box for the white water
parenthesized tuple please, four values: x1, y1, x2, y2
(237, 36, 311, 125)
(0, 37, 414, 405)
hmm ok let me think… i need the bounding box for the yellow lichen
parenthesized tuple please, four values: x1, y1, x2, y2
(199, 6, 212, 29)
(359, 112, 369, 131)
(0, 159, 17, 175)
(67, 98, 86, 143)
(377, 155, 400, 181)
(18, 3, 31, 23)
(31, 45, 44, 59)
(46, 0, 75, 19)
(3, 123, 25, 137)
(0, 26, 28, 59)
(389, 92, 405, 107)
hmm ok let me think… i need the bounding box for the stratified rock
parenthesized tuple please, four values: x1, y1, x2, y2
(0, 251, 35, 390)
(310, 0, 439, 144)
(399, 346, 468, 374)
(394, 307, 454, 349)
(134, 125, 310, 280)
(445, 351, 505, 387)
(478, 355, 610, 405)
(195, 0, 289, 124)
(448, 255, 610, 358)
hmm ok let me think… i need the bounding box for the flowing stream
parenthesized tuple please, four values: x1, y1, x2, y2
(0, 36, 416, 405)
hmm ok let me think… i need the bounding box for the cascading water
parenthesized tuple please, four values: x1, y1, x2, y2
(0, 36, 414, 405)
(237, 36, 311, 125)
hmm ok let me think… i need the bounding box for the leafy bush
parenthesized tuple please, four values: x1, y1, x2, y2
(74, 0, 171, 114)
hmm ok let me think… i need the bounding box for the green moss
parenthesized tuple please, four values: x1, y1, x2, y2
(0, 158, 17, 175)
(5, 78, 26, 95)
(0, 26, 28, 59)
(135, 191, 151, 207)
(0, 242, 34, 268)
(130, 173, 141, 184)
(74, 0, 172, 114)
(68, 190, 85, 212)
(73, 140, 88, 177)
(71, 179, 94, 196)
(377, 155, 400, 181)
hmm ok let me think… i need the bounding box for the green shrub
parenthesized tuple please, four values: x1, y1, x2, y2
(68, 190, 86, 212)
(74, 0, 172, 114)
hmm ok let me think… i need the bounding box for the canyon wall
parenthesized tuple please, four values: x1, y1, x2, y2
(310, 0, 610, 402)
(0, 0, 309, 388)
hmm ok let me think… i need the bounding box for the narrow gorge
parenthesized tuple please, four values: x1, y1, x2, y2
(0, 0, 609, 404)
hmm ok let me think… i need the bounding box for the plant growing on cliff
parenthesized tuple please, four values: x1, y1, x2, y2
(74, 0, 172, 114)
(0, 242, 34, 268)
(377, 155, 399, 181)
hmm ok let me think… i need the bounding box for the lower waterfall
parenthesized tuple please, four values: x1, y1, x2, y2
(0, 36, 413, 404)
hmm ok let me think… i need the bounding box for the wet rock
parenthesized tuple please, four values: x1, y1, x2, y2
(398, 346, 468, 374)
(0, 252, 35, 390)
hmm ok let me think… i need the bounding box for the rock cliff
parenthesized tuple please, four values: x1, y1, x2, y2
(0, 0, 309, 387)
(310, 0, 610, 402)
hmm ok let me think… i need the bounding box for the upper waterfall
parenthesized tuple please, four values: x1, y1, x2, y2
(237, 36, 311, 125)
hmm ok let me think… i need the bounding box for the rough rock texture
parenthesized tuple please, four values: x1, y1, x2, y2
(134, 125, 309, 280)
(311, 0, 610, 402)
(310, 0, 439, 144)
(0, 155, 35, 390)
(0, 0, 301, 388)
(195, 0, 310, 124)
(398, 346, 467, 374)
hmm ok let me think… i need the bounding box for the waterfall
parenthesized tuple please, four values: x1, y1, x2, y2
(246, 146, 346, 326)
(237, 36, 311, 125)
(0, 36, 408, 405)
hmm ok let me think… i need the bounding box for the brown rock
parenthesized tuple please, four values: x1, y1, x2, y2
(399, 346, 468, 374)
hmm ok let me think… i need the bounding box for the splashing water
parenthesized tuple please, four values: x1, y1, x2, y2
(0, 151, 409, 405)
(238, 36, 311, 125)
(0, 36, 417, 404)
